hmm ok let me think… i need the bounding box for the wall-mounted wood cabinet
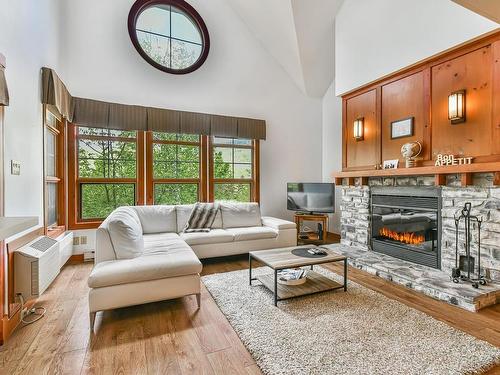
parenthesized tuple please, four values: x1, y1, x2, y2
(341, 30, 500, 171)
(381, 71, 429, 163)
(344, 89, 379, 170)
(431, 46, 492, 161)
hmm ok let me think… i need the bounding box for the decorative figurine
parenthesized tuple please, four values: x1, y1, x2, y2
(401, 141, 422, 168)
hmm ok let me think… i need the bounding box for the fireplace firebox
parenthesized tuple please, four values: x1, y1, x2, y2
(371, 187, 441, 269)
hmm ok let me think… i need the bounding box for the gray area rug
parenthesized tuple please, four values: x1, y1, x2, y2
(202, 267, 500, 375)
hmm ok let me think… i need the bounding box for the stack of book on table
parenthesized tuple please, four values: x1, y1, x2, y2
(277, 268, 307, 285)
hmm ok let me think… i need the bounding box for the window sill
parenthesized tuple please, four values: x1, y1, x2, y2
(46, 225, 66, 239)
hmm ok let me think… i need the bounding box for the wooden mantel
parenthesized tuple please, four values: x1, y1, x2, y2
(332, 161, 500, 187)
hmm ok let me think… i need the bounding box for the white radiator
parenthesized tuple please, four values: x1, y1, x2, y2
(14, 236, 60, 301)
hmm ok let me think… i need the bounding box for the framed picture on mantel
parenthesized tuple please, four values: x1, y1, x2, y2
(391, 117, 414, 139)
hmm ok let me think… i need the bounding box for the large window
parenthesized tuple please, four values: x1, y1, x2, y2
(210, 137, 258, 202)
(146, 132, 206, 205)
(68, 125, 144, 228)
(68, 130, 259, 229)
(44, 108, 66, 237)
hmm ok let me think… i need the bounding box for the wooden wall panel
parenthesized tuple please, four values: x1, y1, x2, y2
(381, 71, 427, 162)
(492, 40, 500, 155)
(345, 89, 379, 170)
(431, 46, 493, 159)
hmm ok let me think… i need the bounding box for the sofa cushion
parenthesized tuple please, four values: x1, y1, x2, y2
(107, 208, 144, 259)
(226, 226, 278, 241)
(132, 205, 177, 234)
(176, 204, 194, 233)
(212, 209, 223, 229)
(180, 229, 234, 245)
(220, 202, 262, 228)
(88, 233, 202, 288)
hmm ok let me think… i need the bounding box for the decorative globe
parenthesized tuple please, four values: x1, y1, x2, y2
(401, 141, 422, 168)
(401, 141, 422, 159)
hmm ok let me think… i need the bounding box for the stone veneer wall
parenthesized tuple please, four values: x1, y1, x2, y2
(340, 173, 500, 282)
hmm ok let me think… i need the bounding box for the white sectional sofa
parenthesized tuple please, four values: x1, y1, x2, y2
(88, 202, 296, 330)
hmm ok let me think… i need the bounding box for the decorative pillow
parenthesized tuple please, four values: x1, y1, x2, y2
(108, 208, 144, 259)
(220, 202, 262, 228)
(184, 202, 220, 233)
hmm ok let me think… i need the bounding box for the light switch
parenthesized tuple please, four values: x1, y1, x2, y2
(11, 160, 20, 175)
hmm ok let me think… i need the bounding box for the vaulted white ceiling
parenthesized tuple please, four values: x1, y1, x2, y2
(226, 0, 343, 98)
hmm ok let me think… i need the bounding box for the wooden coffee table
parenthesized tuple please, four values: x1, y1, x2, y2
(249, 246, 347, 306)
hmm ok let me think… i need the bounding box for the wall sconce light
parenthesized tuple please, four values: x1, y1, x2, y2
(353, 117, 364, 140)
(448, 90, 465, 124)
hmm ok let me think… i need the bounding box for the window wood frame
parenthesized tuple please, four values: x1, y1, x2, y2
(68, 131, 260, 229)
(146, 131, 207, 205)
(67, 123, 145, 229)
(43, 105, 66, 238)
(209, 138, 260, 203)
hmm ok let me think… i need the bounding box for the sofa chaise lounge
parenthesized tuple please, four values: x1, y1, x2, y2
(88, 202, 297, 330)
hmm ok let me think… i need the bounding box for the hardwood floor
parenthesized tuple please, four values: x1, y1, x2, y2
(1, 255, 499, 375)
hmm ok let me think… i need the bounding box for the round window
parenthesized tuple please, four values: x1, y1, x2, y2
(128, 0, 210, 74)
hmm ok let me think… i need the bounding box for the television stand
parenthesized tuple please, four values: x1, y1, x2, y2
(294, 213, 329, 245)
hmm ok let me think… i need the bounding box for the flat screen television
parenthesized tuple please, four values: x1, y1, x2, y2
(287, 183, 335, 214)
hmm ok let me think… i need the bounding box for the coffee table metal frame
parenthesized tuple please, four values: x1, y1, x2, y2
(249, 249, 347, 306)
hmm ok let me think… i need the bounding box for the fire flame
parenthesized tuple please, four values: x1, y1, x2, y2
(379, 227, 425, 245)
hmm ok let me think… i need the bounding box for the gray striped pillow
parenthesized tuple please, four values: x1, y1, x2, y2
(184, 202, 220, 233)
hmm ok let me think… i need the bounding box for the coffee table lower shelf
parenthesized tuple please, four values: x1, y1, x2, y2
(256, 270, 343, 301)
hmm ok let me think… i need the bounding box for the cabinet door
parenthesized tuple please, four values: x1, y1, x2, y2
(344, 89, 379, 170)
(431, 46, 493, 159)
(381, 71, 428, 163)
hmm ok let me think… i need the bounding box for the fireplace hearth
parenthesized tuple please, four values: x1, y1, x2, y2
(371, 187, 441, 269)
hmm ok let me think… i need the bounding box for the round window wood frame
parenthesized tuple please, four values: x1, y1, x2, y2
(128, 0, 210, 74)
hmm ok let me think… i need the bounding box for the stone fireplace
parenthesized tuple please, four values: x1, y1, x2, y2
(336, 174, 500, 311)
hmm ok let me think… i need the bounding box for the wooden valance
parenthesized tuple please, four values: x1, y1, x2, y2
(41, 67, 267, 140)
(0, 55, 8, 106)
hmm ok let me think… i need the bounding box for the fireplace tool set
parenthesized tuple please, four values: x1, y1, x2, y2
(452, 202, 486, 288)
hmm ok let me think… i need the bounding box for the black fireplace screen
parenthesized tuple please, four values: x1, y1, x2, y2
(371, 187, 441, 269)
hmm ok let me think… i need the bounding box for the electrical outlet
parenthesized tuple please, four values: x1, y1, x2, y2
(73, 236, 80, 246)
(80, 236, 87, 245)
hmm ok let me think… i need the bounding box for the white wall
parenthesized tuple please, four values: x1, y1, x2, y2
(335, 0, 499, 95)
(322, 81, 342, 234)
(59, 0, 323, 221)
(0, 0, 61, 226)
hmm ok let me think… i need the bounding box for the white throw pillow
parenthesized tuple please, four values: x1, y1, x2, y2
(220, 202, 262, 228)
(108, 208, 144, 259)
(132, 205, 177, 233)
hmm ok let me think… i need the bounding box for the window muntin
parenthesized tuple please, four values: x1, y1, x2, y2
(75, 126, 139, 221)
(129, 0, 210, 74)
(148, 132, 202, 206)
(69, 131, 259, 228)
(211, 137, 256, 203)
(44, 109, 64, 232)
